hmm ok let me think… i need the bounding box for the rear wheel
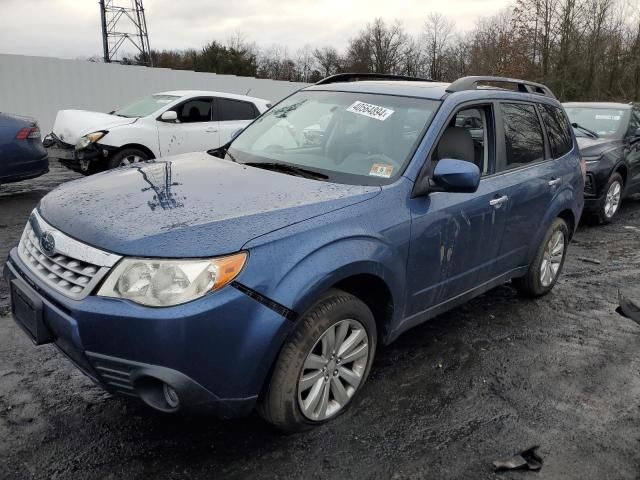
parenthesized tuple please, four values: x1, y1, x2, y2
(513, 218, 569, 297)
(595, 172, 623, 224)
(106, 148, 149, 170)
(258, 289, 377, 432)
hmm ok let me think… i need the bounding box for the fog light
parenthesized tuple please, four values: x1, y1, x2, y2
(163, 383, 180, 409)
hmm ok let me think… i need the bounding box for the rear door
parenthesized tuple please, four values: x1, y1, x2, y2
(157, 97, 218, 156)
(215, 98, 260, 145)
(491, 101, 571, 272)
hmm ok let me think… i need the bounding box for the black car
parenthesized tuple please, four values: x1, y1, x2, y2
(0, 113, 49, 187)
(563, 102, 640, 223)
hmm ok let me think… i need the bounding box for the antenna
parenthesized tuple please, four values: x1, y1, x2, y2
(99, 0, 152, 66)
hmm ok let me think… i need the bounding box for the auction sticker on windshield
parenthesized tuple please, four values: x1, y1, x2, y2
(369, 163, 394, 178)
(347, 101, 395, 121)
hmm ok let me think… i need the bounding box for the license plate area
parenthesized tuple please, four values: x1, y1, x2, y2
(10, 278, 53, 345)
(46, 147, 75, 160)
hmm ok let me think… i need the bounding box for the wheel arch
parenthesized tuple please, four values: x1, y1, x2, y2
(114, 143, 156, 159)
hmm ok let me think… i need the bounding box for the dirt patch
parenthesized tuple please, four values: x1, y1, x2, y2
(1, 165, 639, 479)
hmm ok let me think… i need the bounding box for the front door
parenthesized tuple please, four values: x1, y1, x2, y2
(157, 97, 219, 156)
(406, 103, 510, 317)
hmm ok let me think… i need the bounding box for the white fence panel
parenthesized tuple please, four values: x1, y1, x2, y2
(0, 54, 308, 133)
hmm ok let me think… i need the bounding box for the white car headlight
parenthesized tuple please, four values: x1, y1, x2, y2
(97, 253, 247, 307)
(76, 131, 108, 150)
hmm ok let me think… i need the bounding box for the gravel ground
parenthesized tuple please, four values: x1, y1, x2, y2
(1, 163, 639, 480)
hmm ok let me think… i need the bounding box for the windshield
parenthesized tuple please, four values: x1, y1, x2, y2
(226, 90, 440, 185)
(564, 107, 628, 138)
(113, 94, 180, 118)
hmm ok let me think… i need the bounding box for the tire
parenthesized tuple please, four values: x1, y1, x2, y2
(258, 289, 377, 432)
(513, 218, 569, 297)
(594, 172, 624, 224)
(106, 148, 150, 170)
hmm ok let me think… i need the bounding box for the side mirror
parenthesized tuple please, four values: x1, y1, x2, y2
(431, 158, 481, 193)
(160, 111, 178, 122)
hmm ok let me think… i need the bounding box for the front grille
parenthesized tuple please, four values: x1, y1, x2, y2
(86, 352, 137, 397)
(17, 210, 122, 300)
(584, 173, 596, 196)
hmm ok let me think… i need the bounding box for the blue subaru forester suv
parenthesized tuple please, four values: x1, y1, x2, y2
(4, 74, 583, 431)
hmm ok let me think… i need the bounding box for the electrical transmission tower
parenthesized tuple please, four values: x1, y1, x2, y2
(99, 0, 152, 66)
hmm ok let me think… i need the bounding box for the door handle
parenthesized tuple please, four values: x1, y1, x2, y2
(205, 128, 218, 133)
(548, 178, 561, 187)
(489, 195, 509, 208)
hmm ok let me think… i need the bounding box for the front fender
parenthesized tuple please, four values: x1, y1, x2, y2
(276, 236, 405, 320)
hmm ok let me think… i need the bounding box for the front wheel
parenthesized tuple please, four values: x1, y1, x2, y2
(513, 218, 569, 297)
(106, 148, 150, 170)
(258, 289, 377, 431)
(595, 172, 623, 224)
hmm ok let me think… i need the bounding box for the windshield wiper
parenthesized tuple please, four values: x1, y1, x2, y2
(572, 122, 599, 139)
(244, 162, 328, 180)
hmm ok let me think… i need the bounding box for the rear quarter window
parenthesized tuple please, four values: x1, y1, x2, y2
(539, 104, 573, 158)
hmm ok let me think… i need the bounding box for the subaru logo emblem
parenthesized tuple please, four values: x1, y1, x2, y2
(39, 231, 56, 257)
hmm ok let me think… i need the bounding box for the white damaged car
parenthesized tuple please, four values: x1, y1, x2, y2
(44, 91, 271, 174)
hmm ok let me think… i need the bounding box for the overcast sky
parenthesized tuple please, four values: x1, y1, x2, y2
(0, 0, 511, 60)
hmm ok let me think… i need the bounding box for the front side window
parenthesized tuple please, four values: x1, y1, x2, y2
(172, 98, 212, 123)
(500, 103, 545, 170)
(217, 98, 258, 121)
(113, 94, 180, 118)
(539, 105, 572, 158)
(226, 90, 440, 185)
(432, 106, 493, 175)
(564, 106, 628, 138)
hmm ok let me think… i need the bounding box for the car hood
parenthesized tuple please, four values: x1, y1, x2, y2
(52, 110, 137, 145)
(38, 154, 380, 257)
(576, 136, 621, 157)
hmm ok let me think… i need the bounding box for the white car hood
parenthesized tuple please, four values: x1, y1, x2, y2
(52, 110, 137, 145)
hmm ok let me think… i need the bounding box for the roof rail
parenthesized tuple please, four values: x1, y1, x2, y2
(446, 76, 556, 98)
(315, 73, 433, 86)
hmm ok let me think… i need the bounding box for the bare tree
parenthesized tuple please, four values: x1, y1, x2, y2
(424, 13, 455, 80)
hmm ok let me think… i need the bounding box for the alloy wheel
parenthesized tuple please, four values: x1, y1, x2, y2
(119, 154, 145, 167)
(604, 180, 622, 219)
(540, 230, 565, 287)
(298, 319, 369, 421)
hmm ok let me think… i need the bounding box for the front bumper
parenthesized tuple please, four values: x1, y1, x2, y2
(43, 133, 109, 171)
(4, 249, 293, 418)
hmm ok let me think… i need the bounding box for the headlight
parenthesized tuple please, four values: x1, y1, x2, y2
(583, 155, 602, 165)
(97, 253, 247, 307)
(76, 131, 108, 150)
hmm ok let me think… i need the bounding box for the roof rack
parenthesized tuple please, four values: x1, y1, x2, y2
(315, 73, 433, 86)
(446, 76, 556, 98)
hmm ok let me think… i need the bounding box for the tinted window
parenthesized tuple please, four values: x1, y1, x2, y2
(539, 105, 572, 158)
(173, 98, 212, 123)
(501, 103, 545, 169)
(218, 98, 258, 121)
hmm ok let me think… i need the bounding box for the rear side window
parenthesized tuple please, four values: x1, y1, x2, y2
(539, 105, 572, 158)
(500, 103, 545, 169)
(217, 98, 258, 121)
